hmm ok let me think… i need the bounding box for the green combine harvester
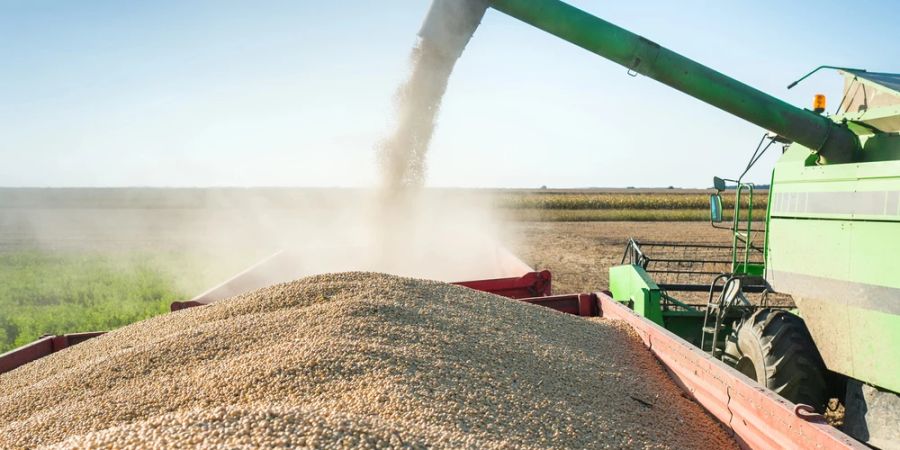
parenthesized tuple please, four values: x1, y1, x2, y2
(421, 0, 899, 446)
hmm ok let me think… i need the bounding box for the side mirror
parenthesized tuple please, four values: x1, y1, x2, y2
(709, 194, 724, 223)
(713, 176, 727, 191)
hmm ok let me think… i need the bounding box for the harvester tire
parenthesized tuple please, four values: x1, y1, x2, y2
(734, 309, 828, 411)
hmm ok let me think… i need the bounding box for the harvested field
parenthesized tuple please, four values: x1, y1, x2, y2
(508, 221, 735, 294)
(508, 221, 789, 307)
(0, 272, 737, 449)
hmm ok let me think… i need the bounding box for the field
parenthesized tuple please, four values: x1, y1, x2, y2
(509, 221, 734, 294)
(0, 251, 198, 349)
(0, 188, 755, 353)
(495, 189, 767, 221)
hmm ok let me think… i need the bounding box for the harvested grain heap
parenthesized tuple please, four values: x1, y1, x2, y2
(0, 273, 736, 449)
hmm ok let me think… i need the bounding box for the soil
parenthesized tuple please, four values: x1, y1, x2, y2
(508, 221, 734, 294)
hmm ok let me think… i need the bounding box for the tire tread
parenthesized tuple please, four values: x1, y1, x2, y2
(740, 309, 828, 410)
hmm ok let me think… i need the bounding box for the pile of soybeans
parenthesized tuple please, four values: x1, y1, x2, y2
(0, 272, 736, 449)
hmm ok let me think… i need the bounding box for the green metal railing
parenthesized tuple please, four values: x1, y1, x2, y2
(731, 183, 762, 275)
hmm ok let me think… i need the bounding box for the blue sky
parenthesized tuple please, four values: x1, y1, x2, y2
(0, 0, 896, 188)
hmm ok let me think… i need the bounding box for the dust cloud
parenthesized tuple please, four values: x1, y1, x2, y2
(189, 0, 505, 290)
(356, 0, 510, 288)
(377, 0, 488, 190)
(376, 42, 455, 190)
(0, 187, 518, 305)
(1, 0, 511, 305)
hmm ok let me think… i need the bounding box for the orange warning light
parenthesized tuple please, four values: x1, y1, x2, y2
(813, 94, 826, 114)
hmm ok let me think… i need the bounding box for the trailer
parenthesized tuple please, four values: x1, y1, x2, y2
(0, 253, 866, 449)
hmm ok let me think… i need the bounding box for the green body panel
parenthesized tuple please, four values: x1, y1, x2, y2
(767, 144, 900, 393)
(657, 311, 706, 348)
(793, 297, 900, 395)
(736, 263, 765, 277)
(608, 265, 707, 344)
(489, 0, 860, 164)
(862, 134, 900, 162)
(608, 265, 663, 325)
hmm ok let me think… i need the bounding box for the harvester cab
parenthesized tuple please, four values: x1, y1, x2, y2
(786, 66, 900, 161)
(822, 69, 900, 127)
(835, 70, 900, 161)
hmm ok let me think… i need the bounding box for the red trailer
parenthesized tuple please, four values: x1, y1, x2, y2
(0, 249, 863, 449)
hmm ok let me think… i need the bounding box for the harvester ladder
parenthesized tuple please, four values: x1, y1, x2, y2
(700, 275, 751, 356)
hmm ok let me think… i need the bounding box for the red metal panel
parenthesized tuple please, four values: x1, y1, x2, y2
(577, 293, 596, 316)
(519, 293, 585, 315)
(593, 293, 862, 450)
(0, 332, 106, 375)
(170, 271, 553, 312)
(514, 292, 600, 317)
(454, 270, 552, 299)
(51, 336, 68, 352)
(170, 300, 208, 311)
(0, 336, 55, 375)
(64, 332, 106, 346)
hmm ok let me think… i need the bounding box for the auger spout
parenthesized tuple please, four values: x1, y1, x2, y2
(418, 0, 489, 62)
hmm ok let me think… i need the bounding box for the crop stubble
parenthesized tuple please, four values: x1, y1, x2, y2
(508, 221, 734, 294)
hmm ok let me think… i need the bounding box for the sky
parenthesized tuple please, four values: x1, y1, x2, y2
(0, 0, 897, 188)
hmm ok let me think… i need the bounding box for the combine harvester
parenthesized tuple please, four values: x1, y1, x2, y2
(2, 0, 897, 448)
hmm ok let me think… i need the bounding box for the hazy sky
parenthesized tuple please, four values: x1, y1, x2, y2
(1, 0, 896, 188)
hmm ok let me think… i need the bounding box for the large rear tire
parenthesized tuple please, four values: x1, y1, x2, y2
(734, 309, 828, 411)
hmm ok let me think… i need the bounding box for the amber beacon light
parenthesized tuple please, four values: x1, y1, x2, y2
(813, 94, 826, 113)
